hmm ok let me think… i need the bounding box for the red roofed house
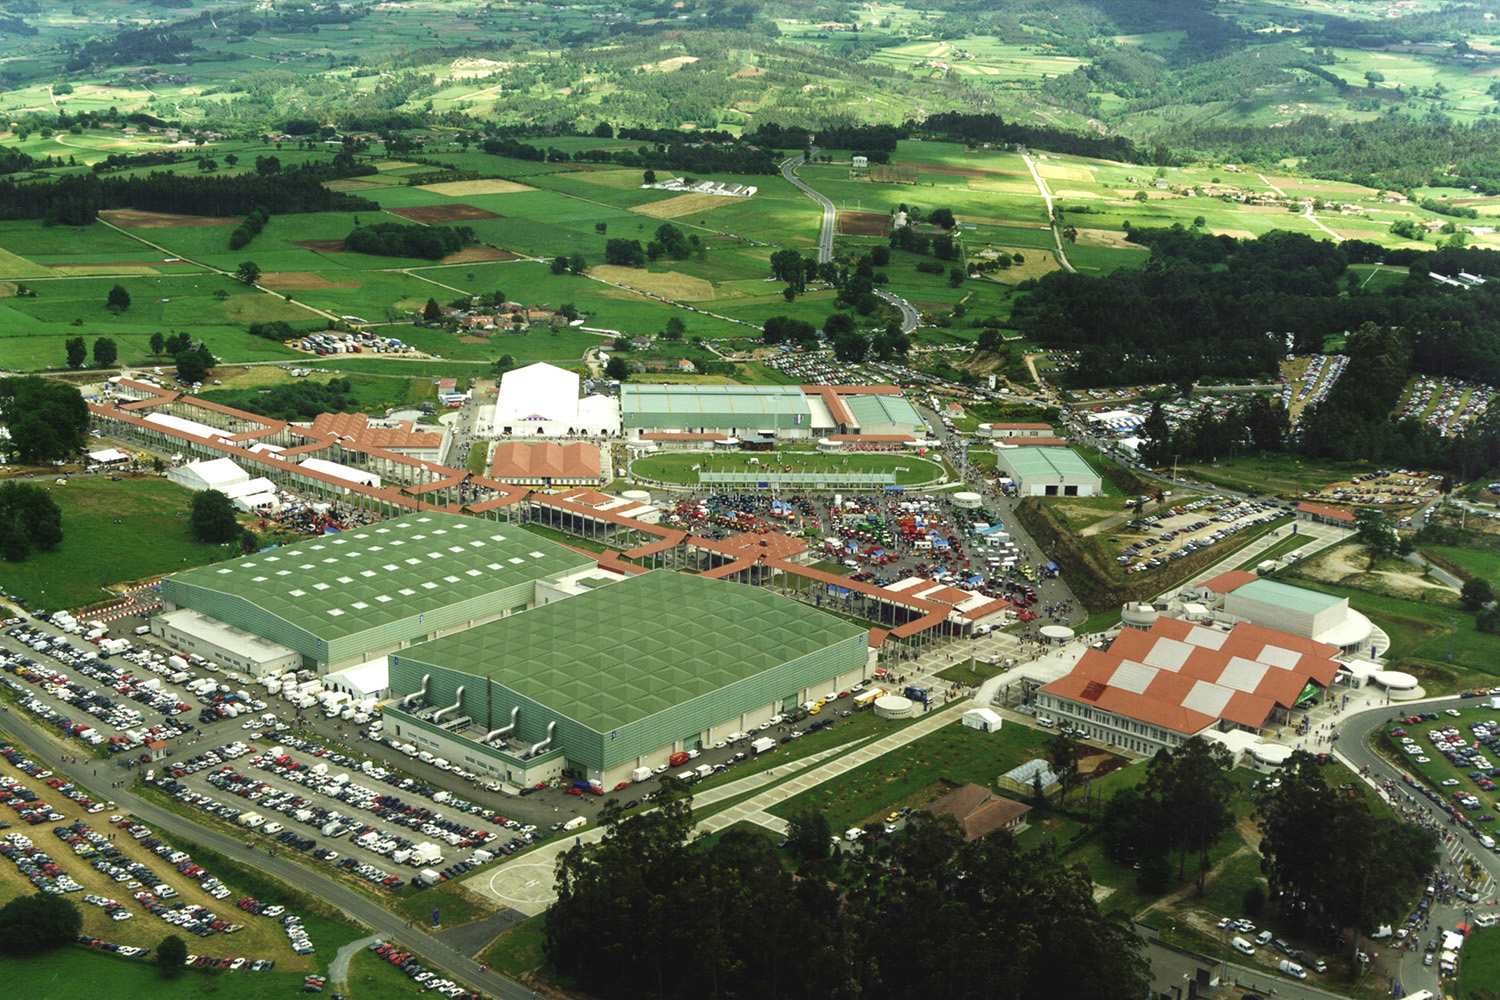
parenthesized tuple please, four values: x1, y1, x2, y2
(1295, 501, 1356, 527)
(925, 783, 1031, 841)
(1034, 618, 1343, 757)
(1193, 570, 1259, 601)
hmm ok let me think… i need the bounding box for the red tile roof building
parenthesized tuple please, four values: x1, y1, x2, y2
(1036, 618, 1342, 756)
(1295, 501, 1355, 525)
(490, 442, 603, 486)
(926, 783, 1031, 841)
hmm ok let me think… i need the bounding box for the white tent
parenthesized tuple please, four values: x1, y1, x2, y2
(299, 457, 380, 489)
(962, 707, 1003, 733)
(233, 491, 281, 513)
(88, 448, 130, 464)
(486, 362, 620, 437)
(167, 457, 250, 492)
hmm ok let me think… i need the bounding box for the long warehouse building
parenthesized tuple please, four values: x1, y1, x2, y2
(159, 512, 595, 674)
(384, 571, 870, 787)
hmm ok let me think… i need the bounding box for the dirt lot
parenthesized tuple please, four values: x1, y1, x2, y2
(1074, 228, 1142, 249)
(1294, 541, 1457, 600)
(836, 211, 891, 236)
(99, 209, 240, 228)
(589, 264, 715, 301)
(387, 203, 502, 224)
(0, 754, 310, 966)
(257, 272, 361, 290)
(870, 163, 917, 184)
(292, 239, 346, 253)
(415, 179, 535, 196)
(632, 193, 739, 219)
(439, 246, 520, 264)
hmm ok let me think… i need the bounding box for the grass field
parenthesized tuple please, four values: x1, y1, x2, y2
(1458, 925, 1500, 1000)
(1424, 545, 1500, 582)
(3, 476, 244, 609)
(630, 451, 944, 487)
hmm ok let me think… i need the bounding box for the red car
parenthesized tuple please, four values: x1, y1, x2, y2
(669, 752, 691, 767)
(566, 787, 582, 796)
(613, 782, 630, 791)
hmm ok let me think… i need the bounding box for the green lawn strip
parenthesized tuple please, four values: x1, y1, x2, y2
(478, 913, 549, 985)
(1077, 608, 1123, 634)
(389, 880, 496, 930)
(519, 522, 610, 555)
(1234, 532, 1313, 570)
(1424, 545, 1500, 582)
(305, 358, 493, 379)
(0, 947, 369, 1000)
(465, 441, 488, 475)
(3, 476, 241, 610)
(764, 722, 1055, 832)
(1175, 455, 1397, 500)
(936, 657, 1010, 684)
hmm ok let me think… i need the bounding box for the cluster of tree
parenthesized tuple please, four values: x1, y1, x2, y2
(891, 222, 960, 260)
(769, 249, 817, 293)
(0, 165, 377, 228)
(761, 315, 818, 348)
(647, 223, 696, 261)
(1258, 753, 1438, 933)
(228, 206, 270, 250)
(176, 343, 217, 385)
(0, 481, 64, 562)
(603, 238, 647, 268)
(1097, 737, 1236, 894)
(188, 489, 245, 545)
(0, 377, 89, 464)
(247, 321, 296, 342)
(91, 148, 187, 174)
(1135, 394, 1290, 467)
(0, 893, 81, 954)
(203, 378, 357, 422)
(343, 222, 473, 260)
(546, 782, 1150, 1000)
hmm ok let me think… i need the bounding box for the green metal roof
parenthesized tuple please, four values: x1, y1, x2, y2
(621, 384, 812, 426)
(1230, 579, 1342, 614)
(845, 393, 922, 429)
(398, 571, 864, 733)
(164, 512, 592, 643)
(997, 447, 1098, 481)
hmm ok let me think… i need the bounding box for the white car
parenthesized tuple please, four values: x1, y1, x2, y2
(1443, 779, 1460, 786)
(1447, 709, 1462, 717)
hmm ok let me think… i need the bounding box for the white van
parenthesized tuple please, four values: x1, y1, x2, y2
(1278, 960, 1306, 980)
(1036, 715, 1055, 729)
(417, 751, 434, 764)
(1231, 937, 1255, 956)
(1255, 930, 1273, 946)
(844, 827, 864, 842)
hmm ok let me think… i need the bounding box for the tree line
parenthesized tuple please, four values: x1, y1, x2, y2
(0, 160, 376, 227)
(343, 222, 473, 260)
(546, 781, 1150, 1000)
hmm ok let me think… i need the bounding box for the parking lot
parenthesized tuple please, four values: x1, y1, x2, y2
(1107, 495, 1290, 574)
(1386, 699, 1500, 854)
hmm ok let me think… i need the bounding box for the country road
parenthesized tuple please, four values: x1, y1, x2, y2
(1021, 152, 1074, 273)
(781, 147, 920, 334)
(781, 147, 835, 264)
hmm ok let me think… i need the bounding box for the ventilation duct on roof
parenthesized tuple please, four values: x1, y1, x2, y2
(527, 720, 557, 757)
(400, 674, 430, 709)
(432, 685, 465, 724)
(484, 706, 520, 746)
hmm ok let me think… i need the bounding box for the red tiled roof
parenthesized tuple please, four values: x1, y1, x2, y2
(1039, 618, 1341, 736)
(926, 783, 1031, 841)
(1297, 502, 1355, 522)
(1198, 570, 1259, 595)
(491, 441, 600, 481)
(310, 412, 443, 451)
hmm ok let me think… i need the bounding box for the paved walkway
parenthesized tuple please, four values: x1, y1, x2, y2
(330, 934, 380, 986)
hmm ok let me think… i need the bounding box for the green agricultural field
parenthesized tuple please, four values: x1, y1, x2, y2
(1423, 545, 1500, 582)
(631, 451, 944, 487)
(2, 476, 247, 610)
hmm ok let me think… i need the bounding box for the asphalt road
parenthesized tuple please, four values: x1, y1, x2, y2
(1333, 692, 1500, 998)
(781, 148, 834, 264)
(0, 712, 539, 1000)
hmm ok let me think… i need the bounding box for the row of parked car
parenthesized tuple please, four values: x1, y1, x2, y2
(368, 941, 483, 999)
(1217, 917, 1326, 978)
